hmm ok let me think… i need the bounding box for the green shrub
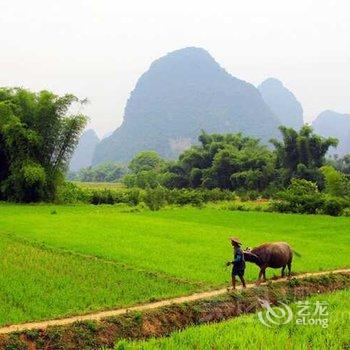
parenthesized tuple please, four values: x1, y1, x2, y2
(56, 182, 90, 203)
(287, 178, 319, 196)
(143, 186, 166, 211)
(90, 190, 110, 205)
(341, 207, 350, 217)
(270, 179, 350, 216)
(279, 194, 323, 214)
(237, 190, 259, 201)
(321, 165, 350, 197)
(322, 196, 346, 216)
(268, 200, 292, 213)
(4, 162, 48, 202)
(128, 188, 141, 206)
(57, 183, 244, 210)
(271, 179, 324, 214)
(166, 189, 203, 206)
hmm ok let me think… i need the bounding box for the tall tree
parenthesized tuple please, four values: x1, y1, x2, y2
(124, 151, 166, 189)
(271, 125, 338, 185)
(0, 88, 87, 202)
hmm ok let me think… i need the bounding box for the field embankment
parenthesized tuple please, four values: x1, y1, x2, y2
(114, 286, 350, 350)
(0, 273, 348, 350)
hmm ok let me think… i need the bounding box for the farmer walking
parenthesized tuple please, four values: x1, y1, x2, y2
(227, 237, 246, 289)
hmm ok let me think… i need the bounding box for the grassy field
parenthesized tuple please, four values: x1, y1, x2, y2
(113, 289, 350, 349)
(0, 233, 195, 326)
(73, 181, 124, 190)
(0, 203, 349, 325)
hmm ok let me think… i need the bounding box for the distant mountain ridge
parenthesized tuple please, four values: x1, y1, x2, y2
(312, 110, 350, 156)
(258, 78, 304, 130)
(70, 129, 100, 171)
(92, 47, 281, 165)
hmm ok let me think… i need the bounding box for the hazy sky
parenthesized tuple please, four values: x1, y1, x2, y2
(1, 0, 349, 137)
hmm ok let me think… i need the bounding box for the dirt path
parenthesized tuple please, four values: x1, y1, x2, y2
(0, 268, 349, 335)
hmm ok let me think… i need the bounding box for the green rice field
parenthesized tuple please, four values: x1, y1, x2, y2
(113, 289, 350, 349)
(0, 203, 349, 326)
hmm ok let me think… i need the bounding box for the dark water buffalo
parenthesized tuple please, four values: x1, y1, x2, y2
(243, 242, 294, 284)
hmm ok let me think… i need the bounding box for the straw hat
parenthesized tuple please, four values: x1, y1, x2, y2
(229, 237, 241, 245)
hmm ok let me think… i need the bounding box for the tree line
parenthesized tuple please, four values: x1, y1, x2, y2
(122, 126, 340, 195)
(1, 87, 349, 204)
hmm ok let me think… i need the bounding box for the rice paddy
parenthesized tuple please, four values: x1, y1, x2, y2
(0, 203, 349, 326)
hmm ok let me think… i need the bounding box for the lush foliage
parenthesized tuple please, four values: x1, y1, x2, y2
(134, 132, 277, 192)
(271, 178, 349, 216)
(0, 89, 344, 212)
(123, 127, 338, 196)
(0, 88, 87, 202)
(58, 182, 234, 210)
(114, 127, 341, 215)
(271, 125, 338, 186)
(68, 162, 126, 183)
(0, 204, 349, 324)
(114, 290, 350, 350)
(61, 132, 350, 215)
(321, 165, 350, 197)
(123, 151, 166, 189)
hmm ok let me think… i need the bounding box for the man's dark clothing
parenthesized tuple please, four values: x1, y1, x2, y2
(232, 247, 245, 276)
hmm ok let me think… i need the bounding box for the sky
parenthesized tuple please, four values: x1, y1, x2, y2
(1, 0, 349, 137)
